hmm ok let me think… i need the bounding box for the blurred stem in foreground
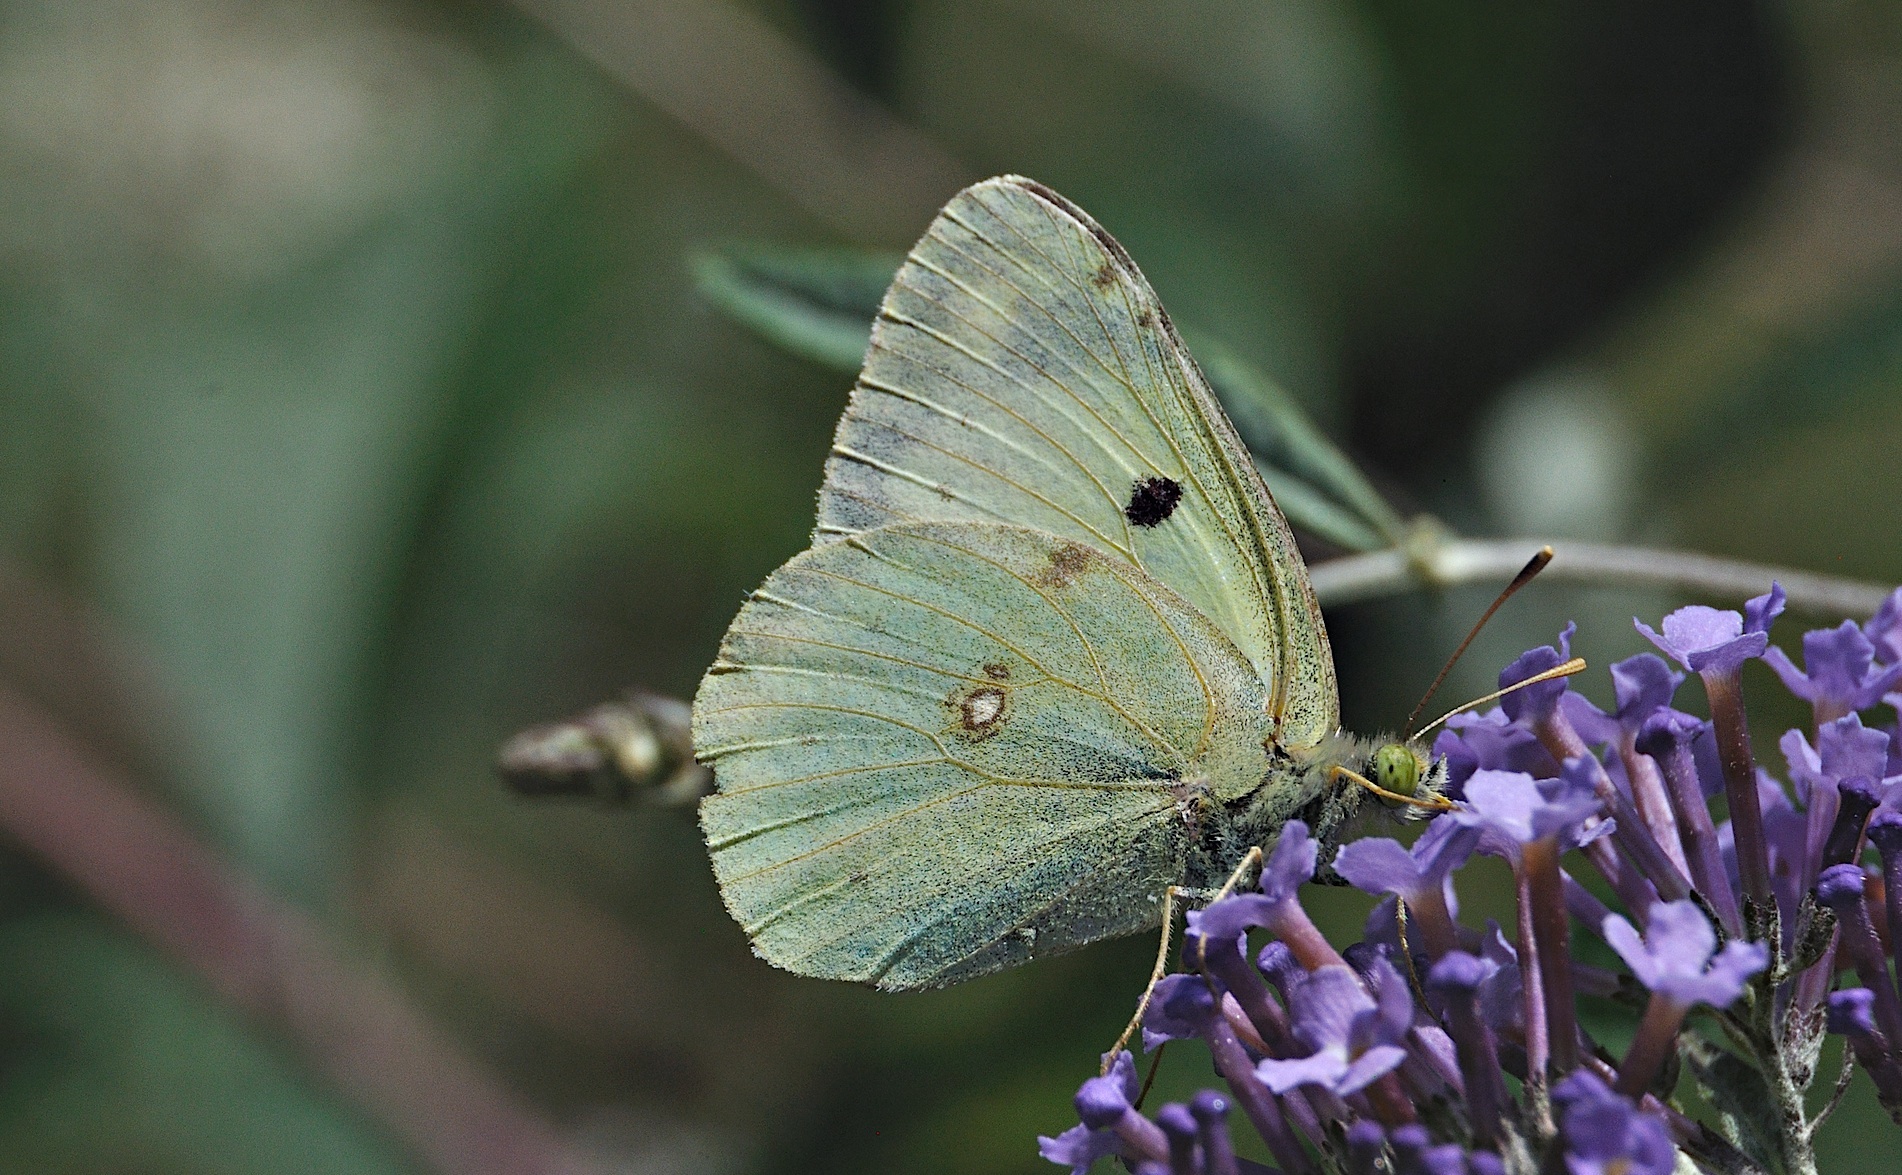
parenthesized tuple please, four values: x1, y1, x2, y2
(0, 569, 614, 1175)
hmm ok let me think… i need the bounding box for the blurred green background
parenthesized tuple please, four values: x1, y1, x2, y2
(0, 0, 1898, 1171)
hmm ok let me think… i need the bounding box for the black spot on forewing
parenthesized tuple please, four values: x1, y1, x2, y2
(1134, 308, 1154, 328)
(1124, 477, 1183, 527)
(1090, 261, 1117, 289)
(983, 661, 1011, 680)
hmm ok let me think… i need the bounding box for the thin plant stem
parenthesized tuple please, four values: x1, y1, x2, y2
(1307, 537, 1890, 617)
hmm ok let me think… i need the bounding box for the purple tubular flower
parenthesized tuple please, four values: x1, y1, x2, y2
(1642, 587, 1783, 916)
(1155, 1103, 1198, 1175)
(1434, 709, 1556, 794)
(1453, 768, 1604, 855)
(1388, 1124, 1430, 1174)
(1190, 1091, 1240, 1175)
(1191, 822, 1345, 971)
(1035, 593, 1902, 1175)
(1748, 582, 1790, 635)
(1764, 620, 1902, 725)
(1037, 1123, 1121, 1174)
(1867, 587, 1902, 663)
(1782, 713, 1894, 890)
(1499, 623, 1577, 726)
(1822, 777, 1881, 870)
(1636, 708, 1742, 935)
(1141, 970, 1318, 1175)
(1782, 713, 1891, 806)
(1454, 764, 1608, 1075)
(1869, 812, 1902, 979)
(1469, 1153, 1506, 1175)
(1332, 818, 1480, 959)
(1076, 1053, 1139, 1127)
(1603, 899, 1767, 1096)
(1257, 940, 1305, 999)
(1388, 1123, 1466, 1175)
(1261, 820, 1318, 903)
(1565, 655, 1691, 878)
(1345, 1119, 1385, 1175)
(1415, 1145, 1471, 1175)
(1040, 1051, 1168, 1172)
(1736, 771, 1812, 949)
(1828, 988, 1902, 1119)
(1815, 865, 1902, 1050)
(1254, 965, 1410, 1097)
(1602, 899, 1768, 1010)
(1473, 924, 1524, 1034)
(1179, 914, 1294, 1058)
(1492, 639, 1699, 917)
(1562, 653, 1683, 749)
(1552, 1070, 1675, 1175)
(1635, 598, 1772, 677)
(1425, 952, 1507, 1148)
(1144, 974, 1218, 1050)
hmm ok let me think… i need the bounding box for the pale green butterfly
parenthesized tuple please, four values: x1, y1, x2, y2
(692, 176, 1444, 992)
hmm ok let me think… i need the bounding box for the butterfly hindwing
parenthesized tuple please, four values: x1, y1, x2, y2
(693, 521, 1269, 989)
(816, 176, 1338, 750)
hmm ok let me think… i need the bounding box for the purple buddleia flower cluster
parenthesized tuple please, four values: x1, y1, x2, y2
(1040, 585, 1902, 1175)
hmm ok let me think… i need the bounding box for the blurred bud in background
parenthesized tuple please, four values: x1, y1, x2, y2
(1476, 371, 1636, 542)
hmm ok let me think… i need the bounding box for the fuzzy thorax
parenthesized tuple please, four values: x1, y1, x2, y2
(1185, 731, 1445, 891)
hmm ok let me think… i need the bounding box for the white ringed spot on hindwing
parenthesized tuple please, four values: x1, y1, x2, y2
(947, 680, 1011, 741)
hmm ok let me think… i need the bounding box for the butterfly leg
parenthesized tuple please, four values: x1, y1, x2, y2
(1105, 885, 1185, 1072)
(1210, 844, 1264, 902)
(1102, 846, 1265, 1072)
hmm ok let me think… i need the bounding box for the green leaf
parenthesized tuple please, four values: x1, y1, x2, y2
(1682, 1033, 1782, 1174)
(691, 247, 900, 371)
(1254, 458, 1385, 552)
(1191, 333, 1407, 547)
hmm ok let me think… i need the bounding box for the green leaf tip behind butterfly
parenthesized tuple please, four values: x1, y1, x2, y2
(692, 241, 1404, 554)
(1188, 334, 1408, 551)
(690, 246, 901, 372)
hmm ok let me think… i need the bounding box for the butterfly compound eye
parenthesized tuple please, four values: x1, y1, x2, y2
(1371, 744, 1420, 799)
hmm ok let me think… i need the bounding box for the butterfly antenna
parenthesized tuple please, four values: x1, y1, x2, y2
(1414, 656, 1587, 739)
(1401, 546, 1554, 739)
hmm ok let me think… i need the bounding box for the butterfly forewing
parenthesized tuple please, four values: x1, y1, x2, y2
(815, 176, 1337, 749)
(693, 521, 1269, 989)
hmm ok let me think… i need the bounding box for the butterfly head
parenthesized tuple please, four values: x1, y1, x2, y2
(1362, 741, 1451, 819)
